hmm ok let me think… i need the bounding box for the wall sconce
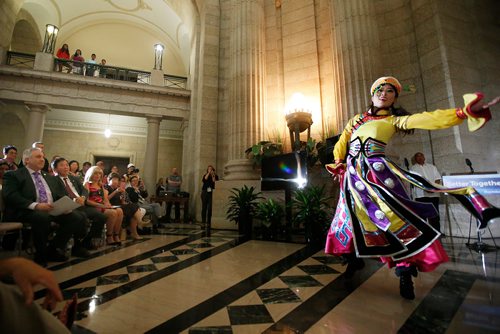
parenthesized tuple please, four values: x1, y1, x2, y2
(153, 43, 165, 70)
(41, 24, 59, 53)
(285, 93, 313, 151)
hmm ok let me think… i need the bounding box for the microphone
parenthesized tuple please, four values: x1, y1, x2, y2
(404, 158, 410, 170)
(465, 158, 474, 174)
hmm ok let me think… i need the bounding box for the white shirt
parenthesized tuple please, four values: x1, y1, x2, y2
(27, 167, 54, 209)
(59, 176, 81, 197)
(410, 163, 441, 198)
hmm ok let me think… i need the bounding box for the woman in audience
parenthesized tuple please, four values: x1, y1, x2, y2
(56, 44, 72, 73)
(106, 173, 144, 240)
(84, 166, 123, 245)
(81, 162, 91, 178)
(126, 175, 162, 226)
(71, 49, 85, 74)
(68, 160, 83, 183)
(155, 177, 166, 197)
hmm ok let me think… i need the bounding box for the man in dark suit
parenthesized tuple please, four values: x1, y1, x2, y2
(52, 157, 106, 250)
(3, 148, 87, 266)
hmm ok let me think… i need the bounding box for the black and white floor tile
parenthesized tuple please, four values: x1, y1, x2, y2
(23, 228, 500, 334)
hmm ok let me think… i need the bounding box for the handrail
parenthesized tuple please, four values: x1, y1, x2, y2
(5, 51, 187, 88)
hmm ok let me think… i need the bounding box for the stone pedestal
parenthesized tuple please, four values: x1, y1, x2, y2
(150, 69, 164, 87)
(33, 52, 54, 72)
(223, 159, 260, 181)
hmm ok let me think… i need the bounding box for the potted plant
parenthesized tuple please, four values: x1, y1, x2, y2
(245, 141, 283, 168)
(292, 185, 332, 243)
(226, 185, 263, 238)
(255, 198, 284, 240)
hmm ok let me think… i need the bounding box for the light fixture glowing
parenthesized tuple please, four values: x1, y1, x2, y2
(104, 128, 112, 138)
(41, 24, 59, 53)
(153, 43, 165, 70)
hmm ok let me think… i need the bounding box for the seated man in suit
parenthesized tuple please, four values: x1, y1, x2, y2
(3, 148, 88, 266)
(52, 157, 106, 250)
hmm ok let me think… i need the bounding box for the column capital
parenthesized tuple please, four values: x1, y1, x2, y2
(25, 103, 50, 114)
(145, 115, 162, 124)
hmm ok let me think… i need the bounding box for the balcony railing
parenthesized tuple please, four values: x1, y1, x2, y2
(5, 51, 187, 89)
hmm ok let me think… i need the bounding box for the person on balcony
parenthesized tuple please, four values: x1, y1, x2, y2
(71, 49, 85, 75)
(85, 53, 97, 77)
(56, 44, 72, 73)
(99, 59, 107, 78)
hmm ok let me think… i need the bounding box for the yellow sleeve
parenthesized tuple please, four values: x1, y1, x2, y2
(333, 116, 358, 161)
(392, 108, 463, 131)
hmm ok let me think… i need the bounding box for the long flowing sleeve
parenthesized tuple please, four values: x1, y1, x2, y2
(391, 108, 463, 131)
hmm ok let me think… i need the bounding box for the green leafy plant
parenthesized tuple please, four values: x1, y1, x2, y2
(245, 141, 283, 167)
(226, 185, 263, 237)
(292, 185, 332, 243)
(255, 198, 284, 240)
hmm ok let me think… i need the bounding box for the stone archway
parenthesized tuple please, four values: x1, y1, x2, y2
(10, 10, 42, 54)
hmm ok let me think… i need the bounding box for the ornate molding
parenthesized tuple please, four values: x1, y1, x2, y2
(104, 0, 152, 12)
(44, 118, 182, 140)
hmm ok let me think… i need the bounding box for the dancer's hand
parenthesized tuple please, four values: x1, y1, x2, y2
(470, 95, 500, 113)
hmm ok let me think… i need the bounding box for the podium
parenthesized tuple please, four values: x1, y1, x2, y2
(442, 172, 499, 252)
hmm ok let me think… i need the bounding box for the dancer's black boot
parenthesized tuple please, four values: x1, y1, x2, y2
(395, 266, 418, 300)
(342, 253, 365, 278)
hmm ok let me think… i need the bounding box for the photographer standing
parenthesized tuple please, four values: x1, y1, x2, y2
(201, 165, 218, 229)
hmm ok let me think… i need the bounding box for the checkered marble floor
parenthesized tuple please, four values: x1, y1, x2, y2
(23, 231, 500, 334)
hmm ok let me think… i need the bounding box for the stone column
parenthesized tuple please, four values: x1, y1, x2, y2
(24, 103, 49, 149)
(329, 0, 380, 130)
(143, 116, 161, 198)
(224, 0, 266, 180)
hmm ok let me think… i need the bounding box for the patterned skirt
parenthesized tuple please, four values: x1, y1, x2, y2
(325, 137, 499, 271)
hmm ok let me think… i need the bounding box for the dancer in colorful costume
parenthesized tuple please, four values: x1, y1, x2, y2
(325, 76, 500, 299)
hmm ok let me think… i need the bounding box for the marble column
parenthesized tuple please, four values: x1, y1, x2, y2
(224, 0, 266, 180)
(24, 103, 49, 149)
(329, 0, 380, 130)
(143, 116, 161, 198)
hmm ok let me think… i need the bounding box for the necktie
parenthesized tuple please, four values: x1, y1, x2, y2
(33, 172, 48, 203)
(64, 177, 78, 199)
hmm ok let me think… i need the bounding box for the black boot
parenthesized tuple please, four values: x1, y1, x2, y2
(343, 253, 365, 278)
(395, 266, 418, 300)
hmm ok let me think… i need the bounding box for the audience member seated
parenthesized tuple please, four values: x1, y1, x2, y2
(126, 175, 162, 226)
(71, 49, 85, 75)
(2, 148, 88, 266)
(81, 161, 91, 177)
(110, 165, 119, 175)
(166, 167, 182, 223)
(52, 157, 106, 251)
(85, 53, 97, 77)
(2, 145, 18, 171)
(68, 160, 83, 183)
(18, 142, 49, 172)
(0, 159, 9, 188)
(56, 44, 72, 73)
(0, 257, 71, 333)
(106, 173, 144, 240)
(83, 166, 123, 245)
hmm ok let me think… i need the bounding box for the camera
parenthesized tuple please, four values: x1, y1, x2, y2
(133, 168, 140, 174)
